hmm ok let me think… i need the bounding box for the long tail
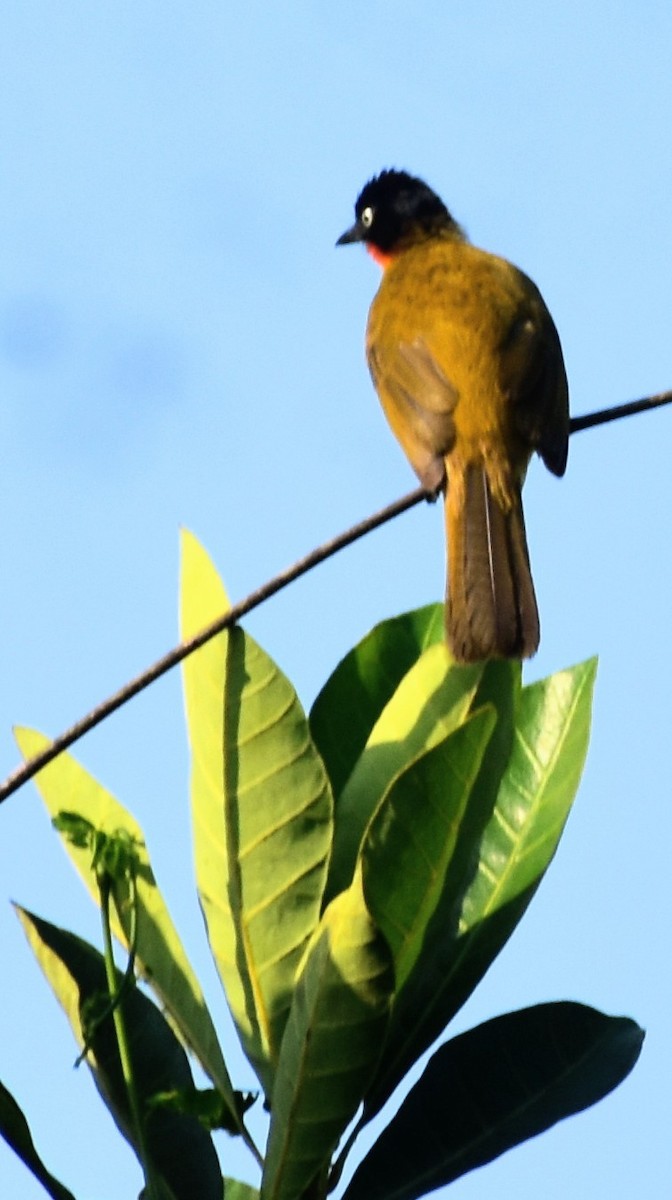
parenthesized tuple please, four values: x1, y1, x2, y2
(445, 463, 539, 663)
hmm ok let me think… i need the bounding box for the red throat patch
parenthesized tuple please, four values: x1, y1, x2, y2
(366, 244, 394, 270)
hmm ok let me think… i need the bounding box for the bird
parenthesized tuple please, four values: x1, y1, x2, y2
(337, 168, 569, 663)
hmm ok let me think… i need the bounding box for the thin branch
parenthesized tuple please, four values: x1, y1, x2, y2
(569, 388, 672, 433)
(2, 387, 671, 805)
(0, 490, 422, 804)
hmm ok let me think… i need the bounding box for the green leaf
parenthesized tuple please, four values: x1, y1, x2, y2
(362, 707, 496, 988)
(0, 1078, 76, 1200)
(456, 656, 598, 992)
(15, 906, 222, 1200)
(324, 646, 483, 904)
(310, 605, 444, 799)
(147, 1087, 255, 1133)
(364, 657, 595, 1119)
(13, 727, 238, 1128)
(224, 1180, 260, 1200)
(260, 870, 394, 1200)
(180, 531, 333, 1092)
(344, 1002, 644, 1200)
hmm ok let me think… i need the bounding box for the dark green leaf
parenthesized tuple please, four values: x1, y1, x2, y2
(451, 657, 598, 1009)
(363, 660, 518, 1117)
(310, 605, 444, 799)
(362, 707, 496, 988)
(0, 1078, 76, 1200)
(364, 658, 594, 1120)
(324, 646, 482, 905)
(16, 906, 222, 1200)
(260, 871, 394, 1200)
(344, 1002, 644, 1200)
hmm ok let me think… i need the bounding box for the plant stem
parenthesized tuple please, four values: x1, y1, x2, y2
(99, 875, 160, 1200)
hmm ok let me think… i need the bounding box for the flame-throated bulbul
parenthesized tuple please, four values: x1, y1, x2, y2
(337, 169, 569, 662)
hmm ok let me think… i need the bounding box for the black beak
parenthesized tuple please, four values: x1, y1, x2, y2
(336, 221, 364, 247)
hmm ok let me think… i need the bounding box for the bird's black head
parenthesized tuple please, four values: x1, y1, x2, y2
(337, 169, 457, 255)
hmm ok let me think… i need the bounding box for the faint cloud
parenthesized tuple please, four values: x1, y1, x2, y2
(0, 296, 66, 367)
(103, 330, 186, 408)
(5, 313, 191, 474)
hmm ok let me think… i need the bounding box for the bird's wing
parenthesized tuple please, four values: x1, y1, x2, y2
(367, 335, 458, 492)
(500, 274, 570, 478)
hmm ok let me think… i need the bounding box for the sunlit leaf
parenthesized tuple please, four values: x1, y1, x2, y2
(310, 605, 444, 798)
(260, 869, 394, 1200)
(324, 645, 482, 904)
(364, 658, 596, 1119)
(344, 1002, 644, 1200)
(0, 1078, 76, 1200)
(180, 531, 333, 1093)
(13, 727, 238, 1127)
(15, 906, 221, 1200)
(456, 657, 598, 996)
(362, 707, 495, 988)
(224, 1180, 260, 1200)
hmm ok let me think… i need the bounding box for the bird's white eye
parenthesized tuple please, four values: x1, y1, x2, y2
(361, 206, 374, 228)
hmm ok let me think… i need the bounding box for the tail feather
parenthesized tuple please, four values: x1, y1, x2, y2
(445, 464, 539, 662)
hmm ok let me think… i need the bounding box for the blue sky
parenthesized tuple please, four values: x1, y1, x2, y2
(1, 4, 671, 1197)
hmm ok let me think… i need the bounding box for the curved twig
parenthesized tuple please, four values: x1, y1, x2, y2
(1, 388, 670, 805)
